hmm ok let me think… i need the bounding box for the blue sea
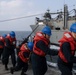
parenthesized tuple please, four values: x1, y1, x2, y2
(0, 31, 31, 40)
(0, 31, 33, 46)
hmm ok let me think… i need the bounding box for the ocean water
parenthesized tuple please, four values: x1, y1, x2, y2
(0, 31, 32, 40)
(0, 31, 33, 46)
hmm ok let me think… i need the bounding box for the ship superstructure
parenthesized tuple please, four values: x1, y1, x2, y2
(30, 4, 76, 44)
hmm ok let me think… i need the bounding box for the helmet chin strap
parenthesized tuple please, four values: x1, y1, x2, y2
(71, 32, 76, 41)
(42, 33, 46, 38)
(44, 34, 49, 40)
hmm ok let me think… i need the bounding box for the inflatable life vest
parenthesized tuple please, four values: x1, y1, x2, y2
(0, 36, 5, 48)
(5, 34, 16, 46)
(18, 44, 30, 63)
(58, 32, 76, 63)
(33, 32, 50, 56)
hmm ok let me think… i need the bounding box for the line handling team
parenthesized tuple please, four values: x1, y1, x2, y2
(0, 22, 76, 75)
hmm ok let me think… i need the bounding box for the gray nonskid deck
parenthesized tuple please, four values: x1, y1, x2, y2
(0, 59, 76, 75)
(0, 60, 61, 75)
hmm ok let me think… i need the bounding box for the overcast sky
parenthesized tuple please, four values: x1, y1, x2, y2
(0, 0, 76, 31)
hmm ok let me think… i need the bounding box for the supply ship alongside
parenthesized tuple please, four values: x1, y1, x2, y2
(30, 4, 76, 44)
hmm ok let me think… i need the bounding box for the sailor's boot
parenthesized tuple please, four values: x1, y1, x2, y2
(10, 67, 14, 74)
(5, 65, 9, 70)
(21, 71, 27, 75)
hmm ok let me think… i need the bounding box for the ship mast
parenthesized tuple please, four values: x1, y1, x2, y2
(74, 9, 76, 22)
(64, 4, 68, 29)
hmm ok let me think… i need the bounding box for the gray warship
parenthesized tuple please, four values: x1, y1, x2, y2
(30, 4, 76, 44)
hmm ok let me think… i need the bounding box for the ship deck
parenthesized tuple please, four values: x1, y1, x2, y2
(0, 59, 61, 75)
(0, 58, 76, 75)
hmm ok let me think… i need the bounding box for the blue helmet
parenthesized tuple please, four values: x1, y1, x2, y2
(2, 34, 7, 38)
(10, 31, 15, 38)
(42, 26, 51, 36)
(70, 23, 76, 33)
(27, 42, 34, 51)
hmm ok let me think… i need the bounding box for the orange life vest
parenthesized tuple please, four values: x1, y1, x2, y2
(33, 32, 50, 57)
(0, 36, 5, 48)
(18, 44, 30, 63)
(58, 32, 76, 63)
(5, 34, 16, 46)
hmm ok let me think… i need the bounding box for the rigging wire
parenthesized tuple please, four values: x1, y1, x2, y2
(0, 13, 43, 22)
(0, 11, 64, 23)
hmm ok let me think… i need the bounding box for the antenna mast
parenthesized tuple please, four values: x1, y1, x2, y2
(64, 4, 68, 29)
